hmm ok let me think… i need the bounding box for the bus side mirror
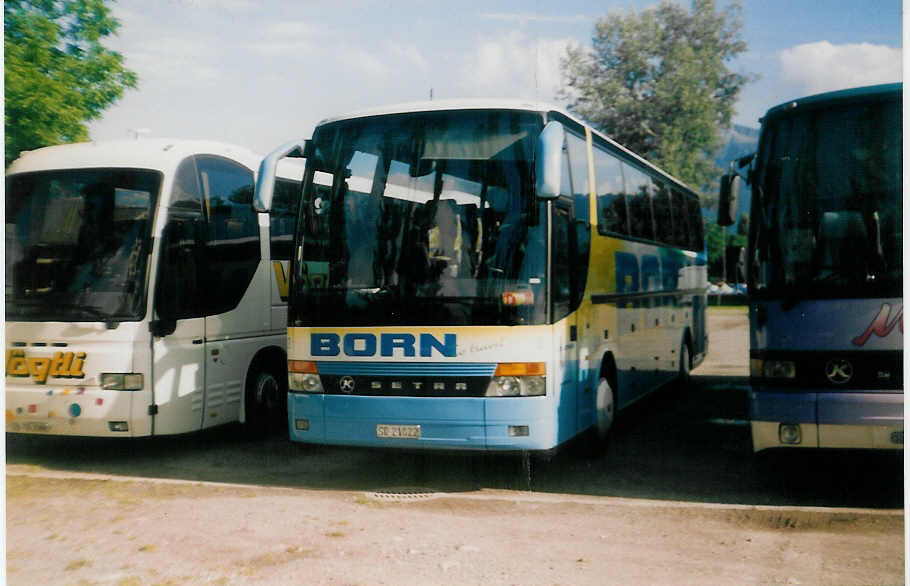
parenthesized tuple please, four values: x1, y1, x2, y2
(717, 173, 740, 227)
(254, 139, 309, 212)
(535, 121, 565, 200)
(149, 318, 176, 337)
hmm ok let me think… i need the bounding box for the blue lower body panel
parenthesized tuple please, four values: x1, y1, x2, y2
(750, 387, 903, 425)
(288, 393, 556, 451)
(750, 386, 903, 450)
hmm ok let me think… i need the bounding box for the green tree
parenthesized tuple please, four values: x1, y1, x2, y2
(561, 0, 751, 191)
(5, 0, 137, 166)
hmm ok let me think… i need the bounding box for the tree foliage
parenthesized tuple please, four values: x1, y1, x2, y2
(561, 0, 750, 190)
(5, 0, 137, 166)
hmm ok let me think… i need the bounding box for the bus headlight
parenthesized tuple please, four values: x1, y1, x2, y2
(485, 363, 547, 397)
(288, 360, 323, 393)
(289, 373, 324, 393)
(100, 373, 144, 391)
(753, 359, 796, 379)
(486, 376, 522, 397)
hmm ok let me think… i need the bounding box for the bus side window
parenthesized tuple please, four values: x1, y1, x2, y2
(686, 195, 704, 251)
(652, 181, 673, 245)
(625, 164, 655, 241)
(196, 155, 259, 315)
(270, 178, 299, 260)
(156, 157, 205, 322)
(670, 187, 690, 248)
(594, 146, 628, 236)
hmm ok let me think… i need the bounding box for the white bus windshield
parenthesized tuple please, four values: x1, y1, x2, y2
(751, 95, 902, 299)
(6, 169, 161, 322)
(292, 110, 547, 327)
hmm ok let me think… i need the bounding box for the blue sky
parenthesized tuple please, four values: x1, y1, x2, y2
(88, 0, 903, 154)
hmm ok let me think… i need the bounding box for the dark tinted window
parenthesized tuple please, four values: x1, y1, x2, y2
(625, 164, 654, 240)
(551, 207, 572, 321)
(157, 158, 205, 320)
(594, 146, 628, 235)
(652, 181, 673, 243)
(670, 188, 690, 247)
(196, 156, 259, 315)
(686, 195, 704, 251)
(271, 178, 300, 260)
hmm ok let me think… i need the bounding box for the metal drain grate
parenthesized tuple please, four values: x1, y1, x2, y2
(365, 487, 439, 502)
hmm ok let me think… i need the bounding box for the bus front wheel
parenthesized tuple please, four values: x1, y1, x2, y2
(245, 369, 284, 436)
(595, 376, 616, 441)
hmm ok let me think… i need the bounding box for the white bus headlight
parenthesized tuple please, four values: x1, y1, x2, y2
(486, 376, 522, 397)
(485, 363, 547, 397)
(289, 373, 324, 393)
(288, 360, 323, 393)
(100, 373, 144, 391)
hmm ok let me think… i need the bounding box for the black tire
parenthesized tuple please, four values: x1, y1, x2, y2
(245, 368, 286, 437)
(675, 341, 691, 393)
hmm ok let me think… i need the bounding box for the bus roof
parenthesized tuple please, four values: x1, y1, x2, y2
(314, 98, 699, 196)
(315, 98, 561, 126)
(7, 138, 262, 176)
(763, 82, 902, 121)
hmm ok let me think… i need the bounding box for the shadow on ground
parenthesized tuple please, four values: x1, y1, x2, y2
(7, 374, 903, 509)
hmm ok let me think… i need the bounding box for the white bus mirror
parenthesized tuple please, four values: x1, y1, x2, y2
(254, 139, 309, 212)
(535, 121, 565, 200)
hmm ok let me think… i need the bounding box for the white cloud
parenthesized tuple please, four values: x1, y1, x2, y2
(339, 46, 392, 79)
(480, 12, 590, 24)
(129, 37, 223, 87)
(779, 41, 902, 94)
(457, 31, 575, 102)
(387, 42, 429, 72)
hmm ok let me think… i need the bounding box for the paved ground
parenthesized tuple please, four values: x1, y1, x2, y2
(5, 307, 905, 585)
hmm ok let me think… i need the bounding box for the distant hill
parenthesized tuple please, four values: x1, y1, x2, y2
(710, 124, 759, 229)
(716, 124, 760, 168)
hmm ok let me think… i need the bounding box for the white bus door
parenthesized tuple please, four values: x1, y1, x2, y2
(150, 160, 208, 435)
(553, 205, 581, 436)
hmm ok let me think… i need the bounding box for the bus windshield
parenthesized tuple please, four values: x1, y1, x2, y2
(6, 168, 161, 322)
(292, 109, 547, 327)
(751, 95, 902, 300)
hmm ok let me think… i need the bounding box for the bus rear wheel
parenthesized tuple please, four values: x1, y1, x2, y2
(676, 342, 691, 393)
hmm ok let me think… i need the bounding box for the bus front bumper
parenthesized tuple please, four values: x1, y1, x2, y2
(6, 383, 138, 437)
(288, 393, 557, 451)
(749, 388, 903, 452)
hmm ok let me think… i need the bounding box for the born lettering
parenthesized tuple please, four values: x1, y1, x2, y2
(311, 333, 457, 358)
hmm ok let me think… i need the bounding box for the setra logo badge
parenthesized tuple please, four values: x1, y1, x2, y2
(339, 376, 356, 394)
(824, 359, 853, 385)
(5, 350, 86, 384)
